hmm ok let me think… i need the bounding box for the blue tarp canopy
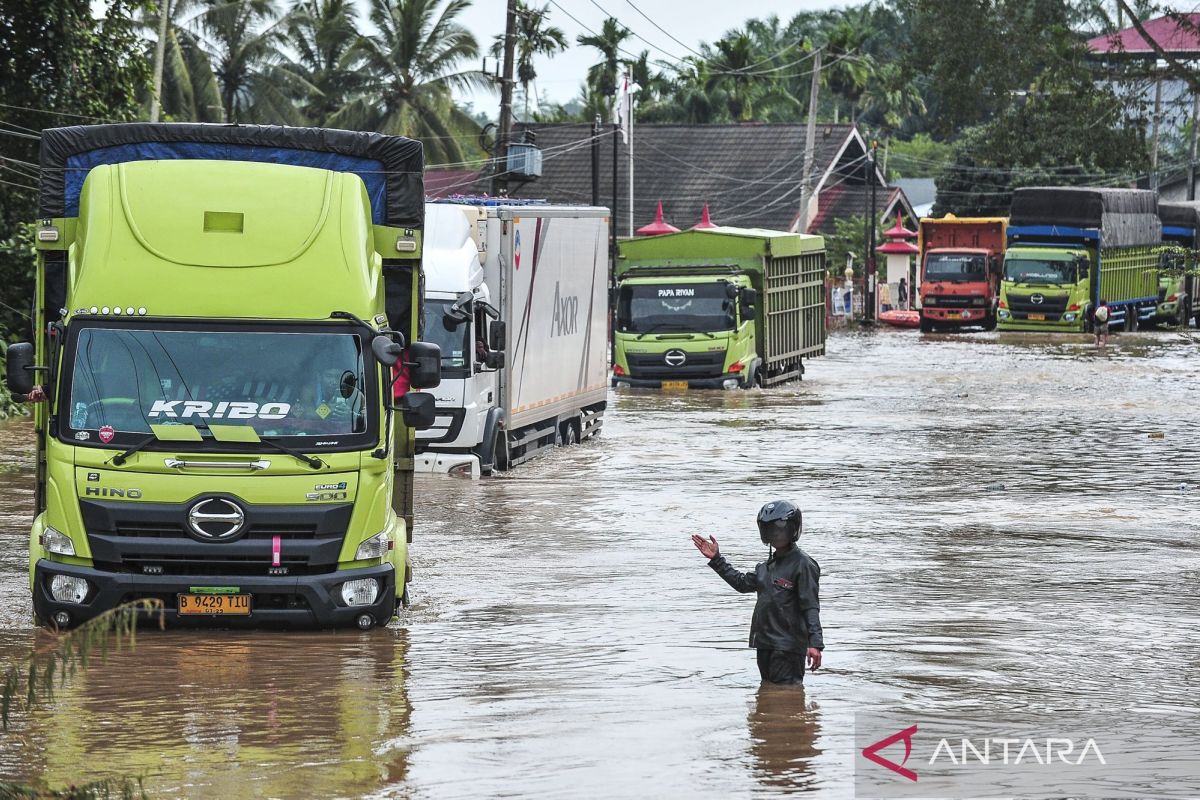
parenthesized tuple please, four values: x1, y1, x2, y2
(39, 124, 424, 228)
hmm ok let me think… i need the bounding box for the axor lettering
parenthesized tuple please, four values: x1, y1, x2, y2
(149, 400, 291, 419)
(551, 281, 579, 336)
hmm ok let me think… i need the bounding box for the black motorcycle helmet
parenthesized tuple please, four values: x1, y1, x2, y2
(757, 500, 802, 546)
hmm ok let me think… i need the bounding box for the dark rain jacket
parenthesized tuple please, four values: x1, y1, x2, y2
(709, 546, 823, 654)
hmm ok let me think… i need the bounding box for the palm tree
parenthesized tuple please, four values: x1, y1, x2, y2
(820, 9, 877, 123)
(194, 0, 305, 123)
(334, 0, 488, 164)
(577, 17, 632, 117)
(138, 0, 223, 121)
(284, 0, 363, 125)
(860, 62, 926, 132)
(491, 2, 567, 121)
(702, 31, 799, 122)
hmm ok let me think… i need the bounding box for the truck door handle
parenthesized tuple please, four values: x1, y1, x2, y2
(164, 458, 271, 470)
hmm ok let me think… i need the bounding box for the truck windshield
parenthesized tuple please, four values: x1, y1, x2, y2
(617, 283, 735, 333)
(925, 254, 986, 282)
(62, 326, 370, 445)
(1003, 257, 1077, 285)
(423, 299, 470, 378)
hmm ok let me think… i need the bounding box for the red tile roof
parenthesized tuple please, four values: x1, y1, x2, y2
(1087, 14, 1200, 55)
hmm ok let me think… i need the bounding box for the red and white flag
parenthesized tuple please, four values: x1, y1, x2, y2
(613, 73, 639, 144)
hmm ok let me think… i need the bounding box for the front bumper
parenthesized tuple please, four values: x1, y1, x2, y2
(612, 372, 744, 389)
(33, 559, 397, 629)
(414, 451, 481, 478)
(921, 307, 989, 325)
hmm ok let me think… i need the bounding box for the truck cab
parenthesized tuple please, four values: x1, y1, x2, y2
(8, 124, 439, 629)
(998, 246, 1093, 330)
(916, 216, 1005, 332)
(612, 270, 759, 389)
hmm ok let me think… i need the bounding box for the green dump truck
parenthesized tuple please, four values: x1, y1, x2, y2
(3, 124, 442, 629)
(612, 227, 826, 389)
(999, 187, 1161, 332)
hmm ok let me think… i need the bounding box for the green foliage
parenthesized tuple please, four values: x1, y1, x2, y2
(934, 52, 1149, 216)
(823, 214, 879, 280)
(886, 134, 953, 179)
(491, 2, 568, 122)
(1, 600, 164, 729)
(0, 776, 147, 799)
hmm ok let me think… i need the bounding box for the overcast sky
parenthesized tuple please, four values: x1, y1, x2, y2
(453, 0, 846, 118)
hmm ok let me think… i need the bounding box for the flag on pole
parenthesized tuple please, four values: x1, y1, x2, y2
(613, 73, 639, 144)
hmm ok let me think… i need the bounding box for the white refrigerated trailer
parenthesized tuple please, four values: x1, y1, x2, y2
(415, 200, 610, 476)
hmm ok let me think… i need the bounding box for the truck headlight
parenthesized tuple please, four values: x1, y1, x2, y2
(355, 531, 392, 561)
(49, 575, 90, 604)
(340, 578, 380, 607)
(41, 527, 75, 556)
(998, 309, 1011, 320)
(1063, 312, 1077, 322)
(722, 379, 739, 390)
(923, 296, 936, 306)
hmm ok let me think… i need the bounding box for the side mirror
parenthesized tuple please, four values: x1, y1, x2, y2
(443, 291, 472, 329)
(407, 341, 441, 389)
(339, 370, 358, 399)
(488, 320, 506, 351)
(742, 306, 756, 322)
(724, 282, 739, 300)
(740, 287, 759, 307)
(485, 350, 505, 369)
(371, 336, 404, 367)
(4, 342, 35, 396)
(609, 287, 618, 309)
(398, 392, 436, 430)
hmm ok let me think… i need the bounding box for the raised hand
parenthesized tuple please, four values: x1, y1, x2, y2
(691, 534, 720, 560)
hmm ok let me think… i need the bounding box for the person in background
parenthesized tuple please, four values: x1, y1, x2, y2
(692, 500, 824, 685)
(1092, 299, 1110, 347)
(898, 277, 909, 310)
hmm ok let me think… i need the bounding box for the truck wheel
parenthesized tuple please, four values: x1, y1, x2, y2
(982, 315, 997, 332)
(493, 430, 510, 472)
(559, 419, 580, 446)
(919, 317, 934, 333)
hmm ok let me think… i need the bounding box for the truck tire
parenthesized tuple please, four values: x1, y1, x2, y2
(559, 419, 580, 446)
(1178, 297, 1191, 328)
(493, 430, 510, 472)
(919, 317, 934, 333)
(982, 315, 997, 332)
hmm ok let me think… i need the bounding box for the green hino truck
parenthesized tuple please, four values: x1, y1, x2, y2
(612, 227, 826, 389)
(999, 187, 1161, 332)
(3, 124, 441, 629)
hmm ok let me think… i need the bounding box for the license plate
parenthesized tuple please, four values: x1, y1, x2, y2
(661, 380, 688, 390)
(946, 311, 961, 319)
(1028, 313, 1045, 321)
(178, 593, 251, 616)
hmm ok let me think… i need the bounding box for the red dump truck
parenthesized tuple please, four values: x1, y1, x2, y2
(918, 215, 1007, 332)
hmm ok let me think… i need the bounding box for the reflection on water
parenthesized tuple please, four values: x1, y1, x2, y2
(1, 329, 1199, 798)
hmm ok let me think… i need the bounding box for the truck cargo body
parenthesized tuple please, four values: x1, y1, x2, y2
(999, 188, 1161, 332)
(612, 227, 826, 389)
(1154, 201, 1200, 327)
(10, 124, 438, 629)
(917, 217, 1006, 332)
(415, 201, 609, 475)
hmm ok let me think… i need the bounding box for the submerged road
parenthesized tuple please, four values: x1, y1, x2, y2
(1, 328, 1198, 798)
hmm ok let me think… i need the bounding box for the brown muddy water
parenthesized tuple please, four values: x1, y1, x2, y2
(0, 329, 1198, 798)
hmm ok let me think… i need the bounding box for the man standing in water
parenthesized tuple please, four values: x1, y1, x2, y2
(692, 501, 824, 685)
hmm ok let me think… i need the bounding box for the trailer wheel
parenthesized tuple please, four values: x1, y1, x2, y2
(559, 419, 581, 446)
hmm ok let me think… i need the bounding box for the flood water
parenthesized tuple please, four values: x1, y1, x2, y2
(1, 329, 1198, 798)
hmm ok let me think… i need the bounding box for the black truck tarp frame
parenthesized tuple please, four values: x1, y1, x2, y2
(1010, 187, 1160, 248)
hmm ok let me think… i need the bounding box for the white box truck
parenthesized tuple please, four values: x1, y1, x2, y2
(415, 200, 609, 476)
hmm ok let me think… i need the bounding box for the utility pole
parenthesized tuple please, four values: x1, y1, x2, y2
(626, 74, 635, 238)
(797, 47, 822, 233)
(493, 0, 518, 195)
(1190, 93, 1199, 201)
(591, 114, 601, 206)
(1150, 74, 1164, 191)
(150, 0, 171, 123)
(867, 141, 878, 323)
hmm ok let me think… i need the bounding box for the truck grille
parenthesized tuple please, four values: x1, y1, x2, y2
(1007, 292, 1069, 320)
(81, 500, 351, 576)
(925, 295, 977, 308)
(626, 350, 725, 378)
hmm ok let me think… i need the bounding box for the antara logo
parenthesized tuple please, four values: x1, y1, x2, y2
(148, 400, 291, 419)
(551, 281, 579, 336)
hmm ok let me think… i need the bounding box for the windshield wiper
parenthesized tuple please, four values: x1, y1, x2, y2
(257, 437, 325, 470)
(110, 435, 157, 467)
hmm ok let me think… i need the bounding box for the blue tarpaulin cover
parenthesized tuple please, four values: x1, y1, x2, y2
(39, 124, 424, 227)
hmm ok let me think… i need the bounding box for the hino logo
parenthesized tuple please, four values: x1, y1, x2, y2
(84, 487, 142, 498)
(186, 497, 245, 541)
(551, 281, 579, 336)
(664, 349, 688, 367)
(1030, 293, 1045, 305)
